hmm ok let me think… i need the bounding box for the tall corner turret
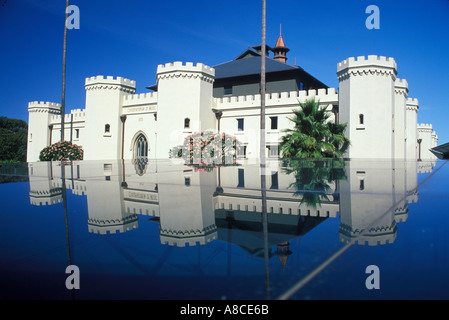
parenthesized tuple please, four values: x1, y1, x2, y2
(83, 76, 136, 160)
(27, 101, 61, 162)
(337, 55, 397, 159)
(155, 62, 216, 159)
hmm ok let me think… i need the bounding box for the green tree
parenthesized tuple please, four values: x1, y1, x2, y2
(279, 99, 350, 159)
(0, 116, 28, 162)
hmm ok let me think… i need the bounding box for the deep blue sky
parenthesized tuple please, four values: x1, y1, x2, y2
(0, 0, 448, 143)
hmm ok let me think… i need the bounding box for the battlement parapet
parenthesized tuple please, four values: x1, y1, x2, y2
(85, 75, 136, 93)
(339, 233, 397, 246)
(159, 223, 217, 247)
(418, 160, 436, 173)
(395, 78, 409, 90)
(67, 108, 86, 121)
(214, 88, 338, 110)
(406, 98, 419, 112)
(337, 55, 397, 73)
(418, 123, 433, 130)
(395, 78, 409, 96)
(30, 197, 63, 206)
(50, 108, 86, 124)
(160, 232, 218, 247)
(157, 61, 215, 82)
(28, 101, 61, 114)
(157, 61, 215, 75)
(29, 187, 63, 206)
(87, 215, 139, 234)
(407, 98, 419, 104)
(339, 222, 397, 246)
(123, 92, 158, 107)
(88, 223, 138, 235)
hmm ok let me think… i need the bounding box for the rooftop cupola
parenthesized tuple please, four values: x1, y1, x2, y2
(272, 24, 290, 63)
(252, 44, 272, 56)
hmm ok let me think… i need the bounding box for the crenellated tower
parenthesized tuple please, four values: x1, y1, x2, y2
(83, 76, 136, 160)
(417, 123, 438, 160)
(339, 160, 398, 246)
(155, 62, 216, 159)
(85, 160, 139, 234)
(27, 101, 61, 162)
(394, 79, 409, 159)
(28, 162, 63, 206)
(157, 166, 218, 247)
(405, 98, 419, 160)
(337, 55, 397, 159)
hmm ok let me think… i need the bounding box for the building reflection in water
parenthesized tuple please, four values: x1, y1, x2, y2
(27, 158, 436, 269)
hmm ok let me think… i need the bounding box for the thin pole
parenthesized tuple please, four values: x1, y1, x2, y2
(260, 0, 269, 300)
(260, 0, 266, 164)
(61, 0, 69, 142)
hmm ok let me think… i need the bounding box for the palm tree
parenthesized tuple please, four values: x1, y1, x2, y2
(279, 99, 350, 159)
(325, 122, 350, 158)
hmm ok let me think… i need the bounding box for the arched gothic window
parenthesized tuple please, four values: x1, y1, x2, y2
(184, 118, 190, 129)
(135, 134, 148, 158)
(133, 133, 149, 176)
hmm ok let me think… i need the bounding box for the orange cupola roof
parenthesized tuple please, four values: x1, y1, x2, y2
(272, 24, 290, 63)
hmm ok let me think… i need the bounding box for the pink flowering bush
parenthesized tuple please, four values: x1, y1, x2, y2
(169, 131, 241, 171)
(39, 140, 84, 161)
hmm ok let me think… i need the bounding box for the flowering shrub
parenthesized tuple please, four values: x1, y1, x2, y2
(39, 141, 84, 161)
(169, 131, 241, 171)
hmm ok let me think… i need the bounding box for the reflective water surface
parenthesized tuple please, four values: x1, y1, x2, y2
(0, 158, 448, 300)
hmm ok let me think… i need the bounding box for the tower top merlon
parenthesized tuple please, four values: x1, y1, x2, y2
(28, 101, 61, 112)
(395, 78, 409, 96)
(156, 61, 215, 79)
(406, 97, 419, 112)
(395, 78, 409, 90)
(418, 123, 433, 129)
(337, 55, 397, 74)
(84, 75, 136, 89)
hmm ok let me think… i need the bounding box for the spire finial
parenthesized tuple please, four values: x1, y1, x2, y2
(272, 23, 289, 63)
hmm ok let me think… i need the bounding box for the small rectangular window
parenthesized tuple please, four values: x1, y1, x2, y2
(237, 168, 245, 188)
(237, 118, 244, 131)
(359, 114, 364, 125)
(237, 145, 247, 158)
(105, 124, 110, 133)
(270, 171, 279, 189)
(224, 85, 232, 96)
(270, 116, 278, 130)
(267, 145, 279, 157)
(75, 129, 79, 139)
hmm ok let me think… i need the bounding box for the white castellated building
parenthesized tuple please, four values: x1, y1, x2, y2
(26, 34, 438, 163)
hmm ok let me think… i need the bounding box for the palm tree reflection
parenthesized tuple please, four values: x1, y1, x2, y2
(281, 159, 347, 208)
